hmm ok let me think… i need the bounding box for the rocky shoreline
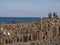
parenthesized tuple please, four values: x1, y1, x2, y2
(0, 18, 60, 45)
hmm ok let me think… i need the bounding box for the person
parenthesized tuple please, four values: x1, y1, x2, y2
(53, 12, 58, 18)
(48, 13, 52, 18)
(1, 28, 3, 31)
(8, 32, 11, 36)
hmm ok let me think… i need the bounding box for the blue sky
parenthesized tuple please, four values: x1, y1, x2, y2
(0, 0, 60, 17)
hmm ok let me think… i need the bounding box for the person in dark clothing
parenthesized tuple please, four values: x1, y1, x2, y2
(48, 13, 52, 18)
(53, 12, 58, 18)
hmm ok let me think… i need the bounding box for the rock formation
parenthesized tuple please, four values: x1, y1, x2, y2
(0, 18, 60, 45)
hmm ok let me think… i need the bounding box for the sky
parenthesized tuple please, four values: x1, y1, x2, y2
(0, 0, 60, 17)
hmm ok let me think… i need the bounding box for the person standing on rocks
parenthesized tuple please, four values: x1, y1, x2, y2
(48, 13, 52, 18)
(53, 12, 58, 18)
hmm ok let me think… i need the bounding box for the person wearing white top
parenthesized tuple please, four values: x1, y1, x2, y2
(8, 32, 11, 36)
(1, 28, 3, 30)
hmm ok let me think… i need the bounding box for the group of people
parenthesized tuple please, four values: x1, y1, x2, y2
(48, 12, 58, 18)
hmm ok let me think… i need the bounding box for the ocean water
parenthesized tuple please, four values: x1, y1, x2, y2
(0, 17, 41, 24)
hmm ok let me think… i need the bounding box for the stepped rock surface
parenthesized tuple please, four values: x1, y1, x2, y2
(0, 18, 60, 45)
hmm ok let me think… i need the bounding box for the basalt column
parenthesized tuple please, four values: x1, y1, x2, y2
(56, 26, 59, 38)
(39, 30, 42, 41)
(36, 30, 40, 40)
(47, 28, 53, 40)
(41, 24, 45, 40)
(58, 26, 60, 36)
(52, 26, 57, 38)
(34, 30, 37, 41)
(27, 34, 31, 41)
(31, 32, 33, 41)
(22, 34, 24, 42)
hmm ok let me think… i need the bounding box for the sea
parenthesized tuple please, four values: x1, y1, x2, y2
(0, 17, 42, 24)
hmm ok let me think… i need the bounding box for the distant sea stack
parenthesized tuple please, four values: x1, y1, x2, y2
(0, 13, 60, 45)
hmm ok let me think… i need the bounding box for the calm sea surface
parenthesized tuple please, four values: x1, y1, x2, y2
(0, 17, 41, 24)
